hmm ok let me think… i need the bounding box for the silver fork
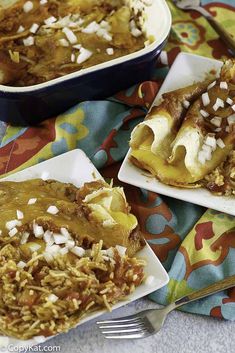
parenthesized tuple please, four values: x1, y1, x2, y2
(173, 0, 235, 55)
(97, 274, 235, 339)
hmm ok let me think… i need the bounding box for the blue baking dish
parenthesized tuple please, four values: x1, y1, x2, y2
(0, 0, 171, 125)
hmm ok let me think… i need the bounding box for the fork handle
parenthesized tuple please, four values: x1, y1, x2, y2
(174, 274, 235, 307)
(206, 16, 235, 54)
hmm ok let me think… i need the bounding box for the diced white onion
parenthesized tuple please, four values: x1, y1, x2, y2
(210, 116, 222, 127)
(30, 23, 39, 34)
(232, 104, 235, 112)
(70, 246, 86, 257)
(131, 27, 142, 37)
(20, 232, 30, 245)
(16, 210, 24, 220)
(47, 294, 58, 303)
(40, 0, 47, 4)
(76, 47, 92, 64)
(217, 138, 225, 149)
(62, 27, 77, 44)
(9, 227, 18, 237)
(183, 100, 190, 109)
(103, 33, 112, 41)
(220, 81, 228, 90)
(66, 240, 75, 249)
(71, 53, 76, 62)
(33, 223, 44, 238)
(202, 144, 212, 154)
(115, 245, 126, 257)
(214, 127, 222, 132)
(198, 151, 206, 165)
(225, 126, 230, 132)
(227, 114, 235, 125)
(17, 25, 25, 33)
(73, 44, 82, 49)
(23, 1, 33, 13)
(226, 97, 233, 105)
(28, 198, 37, 205)
(59, 247, 69, 256)
(47, 205, 59, 215)
(213, 97, 224, 111)
(6, 219, 21, 230)
(23, 36, 34, 46)
(106, 48, 114, 55)
(44, 16, 57, 26)
(207, 81, 216, 90)
(17, 261, 26, 269)
(205, 135, 217, 151)
(53, 234, 68, 245)
(60, 228, 70, 238)
(201, 92, 210, 106)
(29, 243, 41, 252)
(45, 244, 60, 254)
(200, 109, 209, 118)
(82, 21, 100, 34)
(0, 230, 2, 236)
(43, 230, 54, 246)
(59, 38, 69, 47)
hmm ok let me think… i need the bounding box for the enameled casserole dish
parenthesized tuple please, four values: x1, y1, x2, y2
(0, 0, 171, 125)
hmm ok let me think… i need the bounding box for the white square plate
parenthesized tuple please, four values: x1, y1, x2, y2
(118, 53, 235, 216)
(0, 149, 169, 349)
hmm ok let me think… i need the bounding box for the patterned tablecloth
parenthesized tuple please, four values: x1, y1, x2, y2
(0, 0, 235, 320)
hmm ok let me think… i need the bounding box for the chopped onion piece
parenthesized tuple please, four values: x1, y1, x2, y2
(77, 47, 92, 64)
(20, 232, 30, 245)
(226, 97, 233, 105)
(106, 248, 114, 258)
(106, 48, 114, 55)
(33, 223, 44, 238)
(17, 25, 25, 33)
(73, 44, 82, 50)
(220, 81, 228, 90)
(59, 38, 69, 47)
(210, 116, 222, 127)
(103, 33, 112, 41)
(30, 23, 39, 34)
(207, 81, 216, 90)
(198, 151, 206, 165)
(0, 230, 2, 236)
(214, 127, 222, 132)
(200, 109, 209, 118)
(71, 53, 75, 62)
(53, 234, 68, 245)
(6, 219, 21, 230)
(62, 27, 77, 44)
(28, 198, 37, 205)
(232, 104, 235, 112)
(66, 240, 75, 249)
(202, 144, 212, 154)
(23, 36, 34, 46)
(70, 246, 86, 257)
(16, 210, 24, 220)
(47, 205, 59, 215)
(40, 0, 47, 4)
(43, 230, 54, 246)
(82, 21, 100, 34)
(213, 97, 224, 111)
(60, 247, 69, 256)
(225, 126, 230, 133)
(201, 92, 210, 106)
(47, 294, 58, 303)
(131, 27, 142, 37)
(23, 1, 33, 13)
(205, 135, 217, 151)
(116, 245, 126, 257)
(183, 100, 190, 109)
(44, 16, 57, 26)
(9, 227, 18, 237)
(29, 243, 41, 252)
(45, 244, 60, 254)
(60, 227, 70, 238)
(17, 261, 26, 269)
(227, 114, 235, 125)
(217, 138, 225, 149)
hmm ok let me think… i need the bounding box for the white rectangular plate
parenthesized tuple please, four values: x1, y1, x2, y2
(118, 53, 235, 216)
(0, 149, 169, 349)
